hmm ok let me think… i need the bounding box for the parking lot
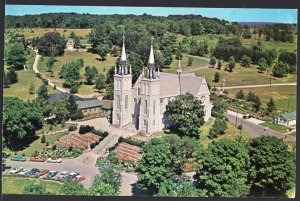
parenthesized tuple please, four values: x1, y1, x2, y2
(3, 158, 99, 189)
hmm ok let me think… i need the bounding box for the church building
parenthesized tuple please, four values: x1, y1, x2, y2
(112, 36, 213, 134)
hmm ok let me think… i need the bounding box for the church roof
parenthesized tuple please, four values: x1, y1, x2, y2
(159, 72, 205, 98)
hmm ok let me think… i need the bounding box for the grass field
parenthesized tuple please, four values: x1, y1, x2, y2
(6, 28, 91, 39)
(199, 117, 252, 147)
(2, 176, 63, 195)
(226, 86, 296, 113)
(195, 64, 296, 87)
(17, 131, 68, 157)
(38, 50, 116, 94)
(4, 52, 59, 100)
(163, 54, 209, 73)
(260, 122, 291, 133)
(175, 32, 297, 52)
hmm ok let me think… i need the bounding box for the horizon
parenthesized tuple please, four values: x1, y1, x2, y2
(5, 5, 297, 24)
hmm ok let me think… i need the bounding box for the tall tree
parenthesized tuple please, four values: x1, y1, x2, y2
(227, 56, 236, 72)
(266, 98, 276, 115)
(52, 99, 69, 123)
(195, 138, 252, 197)
(85, 66, 98, 85)
(258, 58, 268, 72)
(67, 96, 79, 120)
(166, 93, 205, 138)
(128, 52, 144, 84)
(7, 67, 18, 84)
(241, 55, 251, 68)
(46, 56, 55, 72)
(37, 84, 48, 100)
(249, 136, 295, 197)
(7, 43, 27, 69)
(96, 44, 110, 61)
(272, 62, 289, 78)
(95, 73, 106, 91)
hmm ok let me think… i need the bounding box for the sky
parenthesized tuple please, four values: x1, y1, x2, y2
(5, 5, 297, 23)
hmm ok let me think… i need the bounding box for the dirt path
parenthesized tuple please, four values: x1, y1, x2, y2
(217, 82, 296, 90)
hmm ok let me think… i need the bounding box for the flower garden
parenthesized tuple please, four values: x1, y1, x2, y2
(53, 132, 101, 149)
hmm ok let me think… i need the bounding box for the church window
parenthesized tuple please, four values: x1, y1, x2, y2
(138, 88, 141, 96)
(153, 100, 156, 114)
(160, 98, 163, 104)
(168, 97, 171, 102)
(144, 100, 148, 115)
(143, 119, 147, 127)
(117, 95, 120, 110)
(125, 95, 128, 110)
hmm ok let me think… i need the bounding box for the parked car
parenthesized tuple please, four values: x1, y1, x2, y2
(73, 175, 85, 182)
(26, 168, 40, 176)
(47, 158, 62, 163)
(46, 171, 58, 178)
(64, 172, 80, 180)
(10, 167, 23, 174)
(10, 156, 26, 162)
(35, 169, 50, 177)
(30, 156, 46, 162)
(19, 169, 29, 175)
(57, 171, 68, 180)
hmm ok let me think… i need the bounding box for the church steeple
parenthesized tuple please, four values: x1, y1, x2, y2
(121, 35, 126, 61)
(116, 35, 130, 75)
(177, 59, 182, 76)
(146, 36, 157, 79)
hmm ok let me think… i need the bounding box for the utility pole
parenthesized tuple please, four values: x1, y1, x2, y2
(287, 99, 290, 113)
(235, 108, 238, 127)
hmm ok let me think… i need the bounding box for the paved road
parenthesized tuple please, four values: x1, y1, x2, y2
(3, 158, 99, 189)
(225, 111, 283, 138)
(217, 82, 296, 90)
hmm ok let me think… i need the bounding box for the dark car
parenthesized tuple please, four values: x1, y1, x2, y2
(64, 172, 80, 180)
(26, 168, 40, 176)
(46, 171, 58, 178)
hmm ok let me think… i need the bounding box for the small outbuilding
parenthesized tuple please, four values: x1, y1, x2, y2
(273, 112, 296, 126)
(76, 99, 112, 118)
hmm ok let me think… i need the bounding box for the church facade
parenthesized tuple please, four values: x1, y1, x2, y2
(112, 36, 213, 134)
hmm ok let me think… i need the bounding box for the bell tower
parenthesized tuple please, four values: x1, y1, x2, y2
(112, 35, 133, 128)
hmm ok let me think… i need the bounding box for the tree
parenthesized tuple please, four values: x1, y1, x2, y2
(208, 117, 228, 139)
(7, 42, 27, 69)
(137, 136, 204, 194)
(217, 59, 222, 69)
(162, 46, 173, 67)
(23, 183, 48, 195)
(3, 97, 44, 150)
(252, 96, 261, 112)
(88, 182, 117, 196)
(7, 67, 18, 84)
(128, 52, 144, 84)
(59, 58, 83, 88)
(166, 93, 205, 138)
(28, 82, 35, 94)
(67, 96, 79, 120)
(41, 134, 46, 143)
(60, 180, 85, 195)
(209, 57, 216, 67)
(266, 98, 276, 115)
(246, 91, 256, 102)
(195, 138, 251, 197)
(95, 73, 106, 91)
(52, 99, 69, 123)
(4, 71, 11, 87)
(46, 56, 55, 72)
(211, 97, 228, 117)
(37, 84, 48, 100)
(214, 72, 220, 82)
(235, 90, 245, 99)
(157, 179, 200, 197)
(85, 66, 98, 84)
(272, 62, 289, 78)
(36, 32, 66, 56)
(241, 55, 251, 68)
(187, 57, 193, 66)
(96, 44, 110, 61)
(258, 58, 268, 72)
(249, 136, 295, 197)
(227, 56, 236, 72)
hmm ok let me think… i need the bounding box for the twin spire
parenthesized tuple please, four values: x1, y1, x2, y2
(115, 35, 131, 75)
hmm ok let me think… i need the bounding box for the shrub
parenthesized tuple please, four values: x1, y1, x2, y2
(79, 125, 95, 134)
(53, 85, 56, 90)
(93, 130, 109, 138)
(46, 141, 49, 146)
(49, 124, 53, 130)
(42, 78, 48, 85)
(41, 135, 46, 143)
(119, 137, 144, 147)
(61, 120, 65, 128)
(68, 124, 77, 132)
(52, 145, 57, 150)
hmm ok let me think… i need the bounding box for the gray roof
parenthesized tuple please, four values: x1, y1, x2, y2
(159, 72, 205, 98)
(275, 112, 296, 121)
(76, 99, 112, 110)
(49, 92, 80, 102)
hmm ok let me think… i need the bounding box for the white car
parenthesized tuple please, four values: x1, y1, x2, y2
(18, 169, 29, 175)
(47, 158, 62, 163)
(10, 167, 23, 174)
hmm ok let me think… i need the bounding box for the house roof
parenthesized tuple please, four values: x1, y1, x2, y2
(76, 99, 112, 110)
(48, 92, 80, 102)
(275, 112, 296, 121)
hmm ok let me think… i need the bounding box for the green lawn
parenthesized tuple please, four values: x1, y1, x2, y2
(226, 86, 296, 113)
(38, 50, 116, 94)
(7, 28, 91, 39)
(163, 54, 209, 73)
(195, 64, 296, 87)
(4, 52, 59, 100)
(17, 131, 68, 157)
(260, 122, 291, 134)
(2, 176, 63, 195)
(199, 117, 252, 147)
